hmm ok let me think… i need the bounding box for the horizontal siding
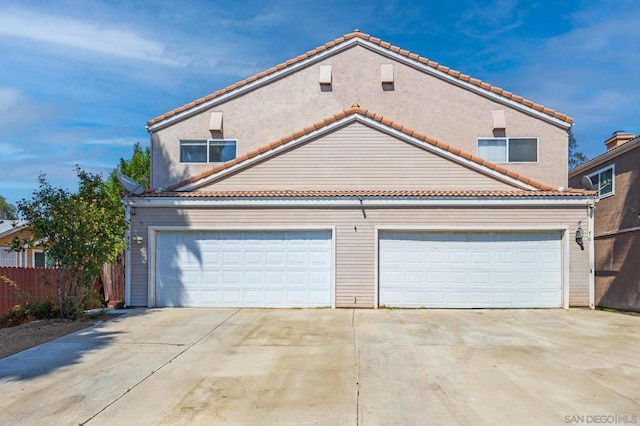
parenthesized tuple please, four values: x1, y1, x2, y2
(129, 205, 590, 308)
(129, 223, 148, 306)
(202, 122, 517, 192)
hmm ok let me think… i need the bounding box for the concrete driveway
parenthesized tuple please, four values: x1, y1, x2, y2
(0, 308, 639, 425)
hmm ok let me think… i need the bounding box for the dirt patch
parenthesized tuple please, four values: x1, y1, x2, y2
(0, 313, 122, 360)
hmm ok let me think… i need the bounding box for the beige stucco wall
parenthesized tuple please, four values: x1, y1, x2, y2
(150, 44, 569, 190)
(129, 204, 591, 308)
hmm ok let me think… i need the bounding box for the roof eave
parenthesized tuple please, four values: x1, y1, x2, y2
(569, 137, 640, 177)
(129, 195, 596, 208)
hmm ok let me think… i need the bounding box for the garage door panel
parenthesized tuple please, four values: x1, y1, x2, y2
(309, 270, 330, 285)
(379, 231, 562, 308)
(265, 270, 284, 286)
(309, 290, 330, 304)
(266, 251, 285, 265)
(244, 250, 264, 266)
(243, 270, 264, 284)
(200, 290, 220, 304)
(287, 291, 307, 304)
(449, 272, 467, 285)
(265, 290, 284, 303)
(155, 231, 332, 307)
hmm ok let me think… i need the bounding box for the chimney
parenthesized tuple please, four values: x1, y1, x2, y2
(605, 130, 636, 151)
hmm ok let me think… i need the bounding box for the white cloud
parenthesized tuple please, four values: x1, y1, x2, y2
(0, 7, 183, 66)
(0, 142, 36, 160)
(0, 86, 61, 130)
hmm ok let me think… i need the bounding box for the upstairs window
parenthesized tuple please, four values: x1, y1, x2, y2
(180, 139, 237, 163)
(477, 138, 538, 163)
(588, 165, 614, 198)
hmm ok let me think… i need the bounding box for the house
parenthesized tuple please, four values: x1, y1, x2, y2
(125, 31, 596, 309)
(568, 131, 640, 311)
(0, 220, 48, 267)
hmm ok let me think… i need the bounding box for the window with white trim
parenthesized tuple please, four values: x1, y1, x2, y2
(477, 137, 538, 163)
(0, 247, 17, 266)
(588, 164, 614, 198)
(33, 251, 55, 268)
(179, 139, 237, 163)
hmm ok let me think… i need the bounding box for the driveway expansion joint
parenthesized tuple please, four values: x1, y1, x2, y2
(79, 308, 241, 425)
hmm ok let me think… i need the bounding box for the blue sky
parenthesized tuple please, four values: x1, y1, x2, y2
(0, 0, 638, 207)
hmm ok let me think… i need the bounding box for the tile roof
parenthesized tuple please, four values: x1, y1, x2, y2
(139, 189, 593, 198)
(147, 30, 573, 127)
(569, 135, 640, 174)
(163, 106, 559, 192)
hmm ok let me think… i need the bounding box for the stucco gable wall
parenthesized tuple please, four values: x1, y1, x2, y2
(151, 45, 568, 190)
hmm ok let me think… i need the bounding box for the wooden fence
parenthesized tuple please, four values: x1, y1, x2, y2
(100, 256, 125, 306)
(1, 256, 126, 315)
(0, 267, 60, 315)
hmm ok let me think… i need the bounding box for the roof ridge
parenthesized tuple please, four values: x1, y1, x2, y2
(164, 106, 559, 192)
(147, 31, 573, 127)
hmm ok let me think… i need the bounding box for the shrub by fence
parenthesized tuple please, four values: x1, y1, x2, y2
(0, 267, 60, 315)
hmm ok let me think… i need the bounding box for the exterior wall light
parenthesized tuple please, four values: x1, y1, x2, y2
(132, 235, 143, 245)
(575, 221, 584, 251)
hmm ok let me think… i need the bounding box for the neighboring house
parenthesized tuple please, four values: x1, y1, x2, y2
(126, 30, 596, 309)
(568, 131, 640, 311)
(0, 220, 49, 268)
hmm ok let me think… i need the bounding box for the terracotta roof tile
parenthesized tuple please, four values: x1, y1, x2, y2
(390, 122, 403, 131)
(145, 31, 573, 127)
(164, 107, 563, 192)
(139, 189, 593, 199)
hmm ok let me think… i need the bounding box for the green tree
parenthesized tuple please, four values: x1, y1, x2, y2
(568, 128, 588, 169)
(0, 195, 17, 220)
(11, 167, 127, 318)
(104, 142, 151, 253)
(105, 142, 151, 201)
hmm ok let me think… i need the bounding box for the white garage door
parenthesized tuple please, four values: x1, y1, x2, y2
(155, 230, 332, 307)
(379, 232, 562, 308)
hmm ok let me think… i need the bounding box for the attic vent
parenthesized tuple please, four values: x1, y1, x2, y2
(381, 64, 394, 84)
(319, 65, 332, 86)
(209, 112, 223, 131)
(492, 110, 506, 129)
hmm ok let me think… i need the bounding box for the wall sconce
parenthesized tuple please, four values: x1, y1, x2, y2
(132, 235, 143, 245)
(575, 221, 584, 251)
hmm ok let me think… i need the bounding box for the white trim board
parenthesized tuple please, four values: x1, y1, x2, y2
(129, 196, 595, 208)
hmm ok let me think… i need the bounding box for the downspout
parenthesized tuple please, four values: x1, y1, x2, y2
(588, 202, 596, 309)
(123, 197, 132, 307)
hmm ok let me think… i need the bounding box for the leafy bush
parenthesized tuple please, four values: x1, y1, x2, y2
(0, 305, 29, 328)
(28, 301, 55, 319)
